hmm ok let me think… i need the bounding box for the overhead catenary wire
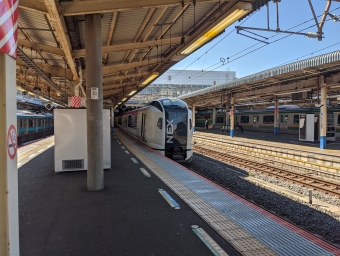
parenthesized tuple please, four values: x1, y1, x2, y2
(168, 5, 340, 86)
(175, 10, 340, 85)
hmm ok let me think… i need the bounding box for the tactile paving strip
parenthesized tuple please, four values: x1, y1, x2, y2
(116, 131, 337, 256)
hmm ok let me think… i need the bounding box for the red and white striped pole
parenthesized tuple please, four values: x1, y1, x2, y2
(0, 0, 20, 255)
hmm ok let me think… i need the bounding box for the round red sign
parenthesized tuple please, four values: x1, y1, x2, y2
(7, 124, 17, 160)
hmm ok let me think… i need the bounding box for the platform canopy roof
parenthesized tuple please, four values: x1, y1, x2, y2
(178, 50, 340, 109)
(16, 0, 269, 106)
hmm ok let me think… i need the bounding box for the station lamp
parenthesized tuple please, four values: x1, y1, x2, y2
(141, 72, 159, 85)
(128, 90, 137, 96)
(181, 2, 252, 55)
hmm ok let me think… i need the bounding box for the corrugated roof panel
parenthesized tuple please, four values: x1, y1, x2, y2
(18, 9, 58, 48)
(106, 51, 127, 67)
(113, 9, 150, 45)
(101, 12, 114, 46)
(179, 50, 340, 99)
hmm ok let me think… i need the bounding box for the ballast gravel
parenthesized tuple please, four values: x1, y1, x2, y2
(189, 153, 340, 246)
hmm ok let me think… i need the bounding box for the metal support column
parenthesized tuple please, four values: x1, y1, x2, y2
(212, 107, 216, 129)
(0, 53, 20, 255)
(230, 96, 235, 137)
(274, 98, 279, 135)
(192, 105, 196, 132)
(85, 14, 104, 190)
(320, 78, 327, 149)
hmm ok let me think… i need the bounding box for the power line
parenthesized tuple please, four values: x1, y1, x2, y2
(172, 6, 340, 85)
(177, 12, 340, 84)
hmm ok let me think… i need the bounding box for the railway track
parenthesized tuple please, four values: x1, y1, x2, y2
(194, 143, 340, 198)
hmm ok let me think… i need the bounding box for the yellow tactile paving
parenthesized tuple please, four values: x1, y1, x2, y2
(230, 237, 270, 253)
(116, 130, 278, 255)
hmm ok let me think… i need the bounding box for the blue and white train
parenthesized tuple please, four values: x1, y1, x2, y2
(17, 110, 54, 145)
(115, 98, 193, 162)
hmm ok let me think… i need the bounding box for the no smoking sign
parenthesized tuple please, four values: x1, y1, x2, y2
(7, 125, 17, 160)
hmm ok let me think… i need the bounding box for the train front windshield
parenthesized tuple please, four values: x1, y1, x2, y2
(160, 99, 188, 161)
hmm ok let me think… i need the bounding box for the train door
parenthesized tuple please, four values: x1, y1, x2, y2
(141, 113, 146, 142)
(252, 115, 259, 130)
(280, 114, 288, 133)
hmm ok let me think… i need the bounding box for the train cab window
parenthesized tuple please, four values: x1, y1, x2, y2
(293, 115, 299, 125)
(263, 115, 274, 124)
(240, 116, 249, 123)
(150, 101, 163, 112)
(157, 118, 162, 129)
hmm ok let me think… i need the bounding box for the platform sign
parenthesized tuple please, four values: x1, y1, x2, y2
(0, 0, 19, 58)
(7, 124, 17, 159)
(45, 103, 53, 110)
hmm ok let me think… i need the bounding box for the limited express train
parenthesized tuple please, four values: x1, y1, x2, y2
(115, 98, 193, 162)
(196, 105, 340, 138)
(17, 110, 54, 144)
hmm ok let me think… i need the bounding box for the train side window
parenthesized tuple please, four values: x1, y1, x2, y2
(29, 119, 34, 127)
(157, 118, 162, 129)
(240, 116, 249, 123)
(253, 116, 257, 123)
(284, 115, 288, 123)
(216, 117, 223, 123)
(338, 115, 340, 126)
(17, 119, 20, 129)
(189, 119, 192, 130)
(293, 115, 299, 125)
(280, 115, 283, 123)
(263, 115, 274, 124)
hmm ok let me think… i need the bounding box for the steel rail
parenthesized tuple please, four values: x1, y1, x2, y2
(194, 144, 340, 198)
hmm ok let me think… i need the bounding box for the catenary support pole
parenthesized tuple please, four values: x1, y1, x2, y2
(0, 53, 20, 255)
(230, 96, 235, 137)
(85, 14, 104, 190)
(320, 76, 327, 149)
(274, 97, 279, 135)
(212, 107, 216, 129)
(192, 105, 196, 132)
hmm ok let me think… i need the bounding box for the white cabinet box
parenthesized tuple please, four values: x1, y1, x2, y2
(54, 109, 111, 172)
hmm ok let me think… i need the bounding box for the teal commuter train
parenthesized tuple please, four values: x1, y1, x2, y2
(17, 110, 54, 145)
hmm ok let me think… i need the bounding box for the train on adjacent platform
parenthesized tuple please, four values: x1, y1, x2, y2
(114, 98, 193, 162)
(196, 105, 340, 138)
(17, 110, 54, 145)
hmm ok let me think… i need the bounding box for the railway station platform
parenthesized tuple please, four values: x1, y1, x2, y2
(195, 127, 340, 152)
(194, 128, 340, 178)
(19, 131, 340, 255)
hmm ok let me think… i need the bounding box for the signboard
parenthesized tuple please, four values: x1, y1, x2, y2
(45, 103, 53, 110)
(90, 87, 99, 100)
(68, 96, 85, 107)
(7, 124, 17, 159)
(0, 0, 19, 58)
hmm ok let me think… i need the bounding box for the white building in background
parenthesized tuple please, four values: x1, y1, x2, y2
(130, 69, 236, 104)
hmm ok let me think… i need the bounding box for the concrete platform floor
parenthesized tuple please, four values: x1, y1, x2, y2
(18, 135, 240, 256)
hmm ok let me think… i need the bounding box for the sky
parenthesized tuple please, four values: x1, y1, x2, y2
(170, 0, 340, 82)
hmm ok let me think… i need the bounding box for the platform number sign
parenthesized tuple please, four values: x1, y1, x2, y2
(7, 125, 17, 160)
